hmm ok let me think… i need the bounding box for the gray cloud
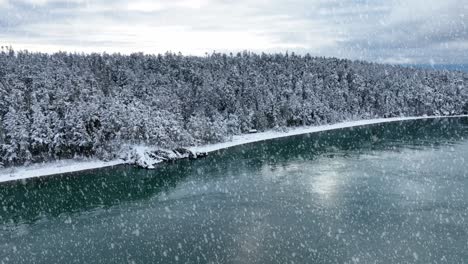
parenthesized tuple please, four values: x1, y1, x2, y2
(0, 0, 466, 64)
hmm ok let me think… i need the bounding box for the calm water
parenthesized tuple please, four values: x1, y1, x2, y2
(1, 118, 468, 263)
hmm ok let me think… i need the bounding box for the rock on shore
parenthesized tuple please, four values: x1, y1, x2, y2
(122, 146, 208, 169)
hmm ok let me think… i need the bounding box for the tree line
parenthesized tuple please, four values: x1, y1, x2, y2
(0, 47, 467, 166)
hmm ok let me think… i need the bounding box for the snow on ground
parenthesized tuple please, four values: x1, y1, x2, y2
(189, 115, 468, 153)
(0, 159, 124, 183)
(122, 145, 165, 169)
(1, 115, 467, 183)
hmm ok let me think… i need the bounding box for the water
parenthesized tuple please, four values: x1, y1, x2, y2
(1, 118, 468, 263)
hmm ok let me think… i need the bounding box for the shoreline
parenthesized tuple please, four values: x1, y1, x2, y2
(1, 114, 467, 183)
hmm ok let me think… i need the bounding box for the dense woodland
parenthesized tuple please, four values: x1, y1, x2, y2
(0, 47, 467, 166)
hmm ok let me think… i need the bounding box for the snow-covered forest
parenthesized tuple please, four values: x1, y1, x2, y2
(0, 47, 467, 166)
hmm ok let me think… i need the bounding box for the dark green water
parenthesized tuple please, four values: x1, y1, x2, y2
(1, 118, 468, 263)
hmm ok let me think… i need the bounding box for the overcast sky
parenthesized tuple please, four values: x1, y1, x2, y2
(0, 0, 467, 64)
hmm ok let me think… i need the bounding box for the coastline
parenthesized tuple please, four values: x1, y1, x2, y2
(1, 114, 467, 183)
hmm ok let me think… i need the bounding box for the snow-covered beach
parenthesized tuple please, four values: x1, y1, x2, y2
(1, 115, 467, 183)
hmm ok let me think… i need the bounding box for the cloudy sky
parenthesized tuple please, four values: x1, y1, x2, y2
(0, 0, 467, 64)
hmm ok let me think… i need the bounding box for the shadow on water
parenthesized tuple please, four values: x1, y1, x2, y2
(213, 117, 468, 175)
(0, 161, 195, 225)
(1, 118, 467, 226)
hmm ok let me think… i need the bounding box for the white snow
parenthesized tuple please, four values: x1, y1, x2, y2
(124, 145, 164, 169)
(1, 115, 467, 183)
(189, 115, 468, 153)
(0, 159, 124, 183)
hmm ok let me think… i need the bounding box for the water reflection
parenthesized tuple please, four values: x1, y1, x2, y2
(0, 117, 468, 263)
(311, 163, 341, 197)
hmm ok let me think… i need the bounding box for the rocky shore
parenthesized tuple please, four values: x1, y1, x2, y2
(122, 146, 208, 169)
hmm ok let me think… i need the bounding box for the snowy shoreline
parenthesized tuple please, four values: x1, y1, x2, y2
(1, 115, 467, 183)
